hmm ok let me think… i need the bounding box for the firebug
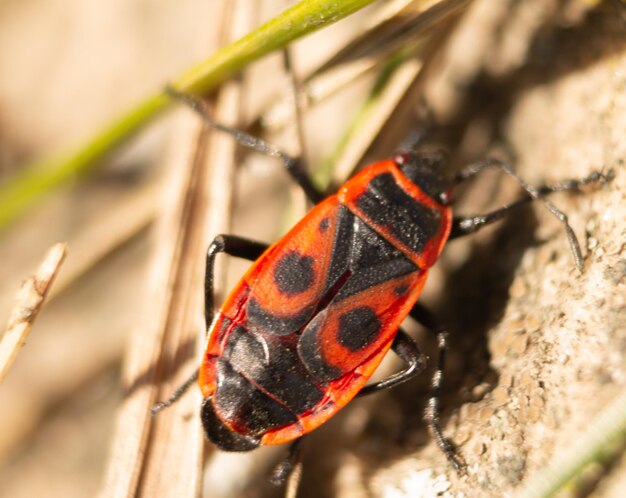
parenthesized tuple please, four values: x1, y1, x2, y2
(152, 87, 610, 479)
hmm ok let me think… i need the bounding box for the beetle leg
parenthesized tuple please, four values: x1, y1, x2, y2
(450, 162, 611, 271)
(166, 86, 325, 203)
(152, 235, 268, 415)
(270, 437, 305, 487)
(409, 303, 465, 473)
(204, 234, 268, 328)
(357, 329, 426, 397)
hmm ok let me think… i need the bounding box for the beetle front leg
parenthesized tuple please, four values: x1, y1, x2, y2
(204, 234, 268, 327)
(448, 172, 603, 241)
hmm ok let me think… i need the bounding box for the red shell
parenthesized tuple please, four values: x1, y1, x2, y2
(199, 159, 452, 445)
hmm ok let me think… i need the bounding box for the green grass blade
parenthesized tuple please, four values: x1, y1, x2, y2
(515, 388, 626, 498)
(0, 0, 378, 231)
(0, 93, 168, 231)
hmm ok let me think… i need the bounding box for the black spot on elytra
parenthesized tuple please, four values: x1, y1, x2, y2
(337, 306, 381, 351)
(394, 284, 410, 296)
(319, 217, 330, 232)
(273, 251, 315, 295)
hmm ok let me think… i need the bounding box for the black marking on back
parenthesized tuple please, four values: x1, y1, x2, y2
(246, 297, 313, 336)
(350, 216, 406, 268)
(284, 200, 421, 382)
(297, 314, 343, 382)
(319, 216, 330, 232)
(394, 284, 410, 296)
(295, 207, 422, 381)
(213, 358, 298, 436)
(336, 306, 381, 352)
(322, 206, 355, 295)
(333, 218, 417, 300)
(335, 258, 417, 301)
(322, 209, 418, 299)
(224, 326, 324, 413)
(273, 251, 315, 295)
(355, 173, 440, 256)
(201, 397, 260, 451)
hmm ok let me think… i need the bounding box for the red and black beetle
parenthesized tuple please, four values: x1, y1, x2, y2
(198, 153, 451, 451)
(153, 88, 607, 474)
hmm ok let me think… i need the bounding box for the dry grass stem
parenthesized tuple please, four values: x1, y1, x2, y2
(280, 47, 310, 231)
(0, 243, 67, 383)
(285, 461, 304, 498)
(99, 1, 253, 497)
(330, 13, 466, 183)
(0, 183, 157, 466)
(330, 58, 424, 183)
(48, 180, 159, 303)
(98, 109, 206, 498)
(317, 0, 470, 72)
(258, 0, 470, 136)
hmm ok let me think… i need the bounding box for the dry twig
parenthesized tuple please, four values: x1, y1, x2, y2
(99, 2, 254, 497)
(0, 243, 67, 383)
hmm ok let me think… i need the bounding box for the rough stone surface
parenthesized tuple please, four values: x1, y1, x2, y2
(307, 2, 626, 497)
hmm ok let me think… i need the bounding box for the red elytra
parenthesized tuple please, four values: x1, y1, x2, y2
(197, 154, 452, 450)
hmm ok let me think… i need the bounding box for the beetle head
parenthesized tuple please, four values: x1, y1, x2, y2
(394, 148, 450, 205)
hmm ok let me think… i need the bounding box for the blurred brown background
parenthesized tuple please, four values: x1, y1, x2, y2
(0, 1, 625, 497)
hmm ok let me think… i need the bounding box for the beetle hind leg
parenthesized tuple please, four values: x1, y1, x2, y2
(270, 437, 305, 487)
(410, 303, 466, 474)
